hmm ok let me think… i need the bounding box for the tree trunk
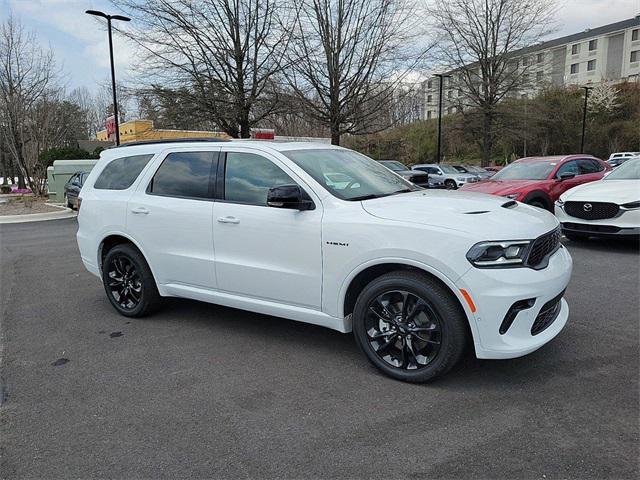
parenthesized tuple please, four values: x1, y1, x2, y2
(480, 110, 493, 167)
(239, 115, 251, 139)
(330, 125, 340, 146)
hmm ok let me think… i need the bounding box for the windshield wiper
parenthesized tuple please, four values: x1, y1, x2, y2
(349, 188, 415, 201)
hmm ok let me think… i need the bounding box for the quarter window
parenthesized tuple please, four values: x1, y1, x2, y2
(94, 154, 154, 190)
(578, 159, 603, 174)
(148, 151, 216, 199)
(224, 152, 295, 205)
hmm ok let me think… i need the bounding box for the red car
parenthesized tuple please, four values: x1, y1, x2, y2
(460, 155, 611, 210)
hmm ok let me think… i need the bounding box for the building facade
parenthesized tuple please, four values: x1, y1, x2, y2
(422, 15, 640, 120)
(96, 119, 230, 144)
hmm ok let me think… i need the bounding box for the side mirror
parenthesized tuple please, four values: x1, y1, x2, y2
(557, 172, 576, 181)
(267, 185, 315, 211)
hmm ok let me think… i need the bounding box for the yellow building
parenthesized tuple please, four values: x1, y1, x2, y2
(96, 119, 230, 143)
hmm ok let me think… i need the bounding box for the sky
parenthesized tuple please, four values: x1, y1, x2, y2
(1, 0, 639, 96)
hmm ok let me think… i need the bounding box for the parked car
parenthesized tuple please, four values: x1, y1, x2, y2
(77, 140, 572, 383)
(64, 171, 88, 209)
(411, 164, 479, 189)
(607, 152, 639, 166)
(460, 155, 611, 211)
(607, 155, 639, 168)
(484, 166, 503, 173)
(555, 158, 640, 240)
(379, 160, 444, 189)
(460, 165, 495, 179)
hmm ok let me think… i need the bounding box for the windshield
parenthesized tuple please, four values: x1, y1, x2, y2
(492, 161, 555, 180)
(605, 158, 640, 180)
(439, 165, 459, 174)
(284, 149, 418, 200)
(466, 165, 485, 173)
(379, 161, 408, 172)
(453, 165, 468, 172)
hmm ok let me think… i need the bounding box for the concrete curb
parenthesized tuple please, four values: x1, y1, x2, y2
(0, 207, 76, 224)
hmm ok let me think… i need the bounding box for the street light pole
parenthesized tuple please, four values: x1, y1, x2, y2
(434, 74, 451, 164)
(580, 86, 593, 153)
(86, 10, 131, 146)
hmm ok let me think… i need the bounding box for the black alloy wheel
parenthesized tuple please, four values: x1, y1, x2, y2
(445, 179, 457, 190)
(365, 290, 442, 370)
(102, 244, 160, 317)
(353, 270, 468, 382)
(106, 255, 143, 311)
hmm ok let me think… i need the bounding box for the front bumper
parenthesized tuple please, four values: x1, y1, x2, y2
(555, 204, 640, 237)
(458, 245, 572, 359)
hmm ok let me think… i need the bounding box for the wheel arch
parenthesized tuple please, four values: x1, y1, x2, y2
(522, 190, 553, 211)
(98, 233, 154, 276)
(339, 259, 477, 343)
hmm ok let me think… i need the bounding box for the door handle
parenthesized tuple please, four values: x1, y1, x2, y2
(131, 207, 150, 215)
(217, 216, 240, 224)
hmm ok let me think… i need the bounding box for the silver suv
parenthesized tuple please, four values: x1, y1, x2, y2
(412, 164, 479, 190)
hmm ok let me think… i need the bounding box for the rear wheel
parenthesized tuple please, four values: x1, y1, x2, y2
(445, 179, 457, 190)
(102, 244, 160, 317)
(352, 271, 468, 383)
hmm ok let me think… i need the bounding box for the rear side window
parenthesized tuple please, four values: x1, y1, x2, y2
(94, 154, 154, 190)
(148, 151, 216, 199)
(578, 159, 603, 174)
(224, 152, 295, 205)
(556, 161, 579, 177)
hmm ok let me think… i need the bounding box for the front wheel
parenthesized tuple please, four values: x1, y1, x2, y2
(352, 271, 468, 383)
(445, 179, 457, 190)
(102, 244, 161, 317)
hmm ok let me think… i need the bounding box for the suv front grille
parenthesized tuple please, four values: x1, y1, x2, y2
(525, 227, 561, 269)
(564, 201, 619, 220)
(531, 290, 565, 335)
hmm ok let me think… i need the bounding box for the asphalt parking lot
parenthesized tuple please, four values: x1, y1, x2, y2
(1, 218, 638, 479)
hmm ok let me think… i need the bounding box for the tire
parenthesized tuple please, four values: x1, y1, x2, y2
(101, 243, 161, 317)
(445, 179, 457, 190)
(352, 270, 468, 383)
(564, 232, 588, 242)
(527, 200, 547, 210)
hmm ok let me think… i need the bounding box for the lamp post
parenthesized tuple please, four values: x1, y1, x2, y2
(580, 86, 593, 153)
(433, 74, 451, 164)
(86, 10, 131, 146)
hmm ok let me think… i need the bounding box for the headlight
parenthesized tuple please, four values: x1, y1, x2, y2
(502, 193, 521, 200)
(466, 240, 531, 268)
(556, 198, 565, 207)
(621, 200, 640, 210)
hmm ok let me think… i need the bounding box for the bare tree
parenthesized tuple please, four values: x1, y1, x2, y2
(114, 0, 292, 138)
(431, 0, 557, 165)
(0, 15, 59, 193)
(286, 0, 430, 145)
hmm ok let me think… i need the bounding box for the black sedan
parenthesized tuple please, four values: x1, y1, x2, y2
(64, 171, 88, 209)
(378, 160, 444, 188)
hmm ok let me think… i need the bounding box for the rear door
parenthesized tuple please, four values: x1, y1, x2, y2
(126, 148, 220, 289)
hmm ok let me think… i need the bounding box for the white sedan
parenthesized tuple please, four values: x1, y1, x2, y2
(555, 158, 640, 240)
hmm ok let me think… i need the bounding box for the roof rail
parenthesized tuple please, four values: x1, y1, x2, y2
(115, 137, 231, 147)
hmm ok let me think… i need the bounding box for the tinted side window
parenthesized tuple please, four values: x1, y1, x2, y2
(94, 154, 154, 190)
(578, 159, 601, 174)
(149, 151, 216, 199)
(224, 152, 295, 205)
(556, 161, 579, 177)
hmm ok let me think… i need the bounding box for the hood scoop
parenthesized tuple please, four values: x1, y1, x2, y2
(464, 210, 489, 214)
(501, 200, 517, 209)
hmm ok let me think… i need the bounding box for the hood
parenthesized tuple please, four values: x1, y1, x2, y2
(561, 179, 640, 204)
(361, 190, 558, 240)
(460, 179, 546, 196)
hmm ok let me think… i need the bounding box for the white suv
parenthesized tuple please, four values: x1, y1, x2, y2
(77, 140, 572, 382)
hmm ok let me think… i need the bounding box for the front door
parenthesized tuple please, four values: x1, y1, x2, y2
(212, 148, 323, 309)
(126, 149, 219, 289)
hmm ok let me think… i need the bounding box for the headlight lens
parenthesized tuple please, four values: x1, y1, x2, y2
(466, 240, 531, 268)
(556, 198, 565, 207)
(502, 193, 521, 200)
(621, 200, 640, 209)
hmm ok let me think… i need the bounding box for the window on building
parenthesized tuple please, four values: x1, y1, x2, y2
(536, 71, 543, 81)
(631, 50, 640, 63)
(94, 154, 154, 190)
(587, 60, 596, 71)
(224, 152, 296, 206)
(427, 80, 432, 89)
(588, 39, 597, 51)
(633, 29, 639, 41)
(427, 94, 433, 103)
(427, 111, 432, 119)
(537, 53, 544, 63)
(570, 63, 579, 74)
(447, 90, 452, 99)
(571, 44, 579, 55)
(522, 73, 530, 83)
(522, 56, 529, 66)
(148, 151, 216, 199)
